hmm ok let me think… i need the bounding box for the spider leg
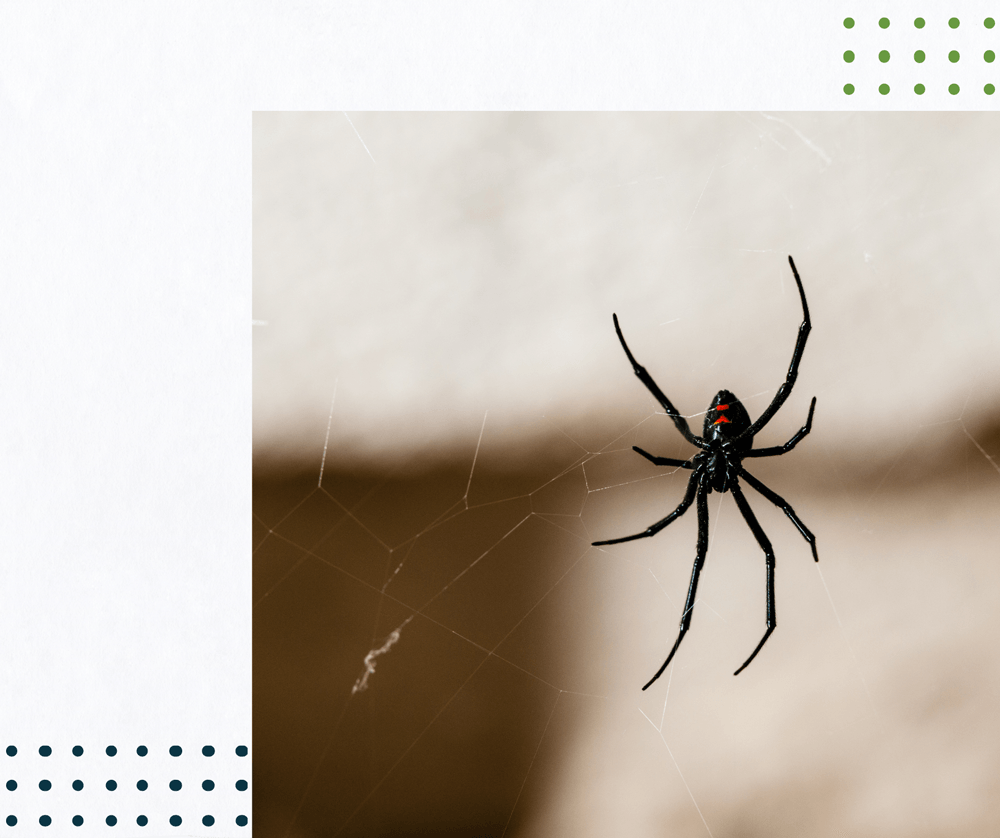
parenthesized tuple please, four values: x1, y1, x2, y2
(737, 256, 811, 441)
(730, 483, 776, 676)
(642, 484, 710, 690)
(632, 446, 695, 469)
(739, 467, 818, 561)
(612, 314, 709, 450)
(592, 468, 701, 546)
(745, 397, 816, 458)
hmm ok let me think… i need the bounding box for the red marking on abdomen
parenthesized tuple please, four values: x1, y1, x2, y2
(713, 416, 731, 425)
(716, 404, 729, 410)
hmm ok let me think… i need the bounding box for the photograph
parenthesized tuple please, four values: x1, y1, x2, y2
(253, 111, 1000, 837)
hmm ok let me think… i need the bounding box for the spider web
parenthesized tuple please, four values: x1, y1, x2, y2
(253, 112, 1000, 838)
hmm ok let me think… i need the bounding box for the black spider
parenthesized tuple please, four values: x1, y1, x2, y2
(593, 256, 817, 690)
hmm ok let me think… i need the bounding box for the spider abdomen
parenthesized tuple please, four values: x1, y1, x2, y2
(703, 390, 752, 445)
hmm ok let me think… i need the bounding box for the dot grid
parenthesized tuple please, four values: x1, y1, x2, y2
(3, 744, 249, 832)
(840, 14, 998, 99)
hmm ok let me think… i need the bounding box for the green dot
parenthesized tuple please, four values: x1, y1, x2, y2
(879, 49, 890, 62)
(914, 83, 926, 94)
(844, 17, 855, 29)
(914, 17, 925, 28)
(844, 83, 855, 95)
(879, 83, 890, 94)
(986, 50, 996, 63)
(987, 17, 996, 29)
(949, 50, 960, 63)
(949, 83, 960, 94)
(879, 17, 890, 28)
(949, 17, 960, 28)
(986, 83, 996, 94)
(844, 50, 855, 63)
(914, 50, 926, 63)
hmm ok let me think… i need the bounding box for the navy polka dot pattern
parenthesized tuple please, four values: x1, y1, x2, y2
(3, 743, 249, 829)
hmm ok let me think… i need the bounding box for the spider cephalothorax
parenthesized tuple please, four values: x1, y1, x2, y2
(593, 256, 818, 689)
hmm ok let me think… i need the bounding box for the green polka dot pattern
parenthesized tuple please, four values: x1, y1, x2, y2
(842, 17, 997, 97)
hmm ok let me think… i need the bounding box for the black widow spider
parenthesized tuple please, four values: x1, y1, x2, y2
(593, 256, 817, 690)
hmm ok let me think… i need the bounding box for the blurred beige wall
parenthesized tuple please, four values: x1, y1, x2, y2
(254, 112, 1000, 474)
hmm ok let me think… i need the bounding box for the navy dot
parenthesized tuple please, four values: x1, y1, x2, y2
(6, 780, 15, 791)
(202, 746, 215, 757)
(236, 815, 248, 827)
(39, 780, 51, 791)
(72, 779, 83, 791)
(136, 780, 148, 791)
(106, 815, 117, 826)
(169, 746, 182, 757)
(170, 815, 182, 827)
(6, 816, 15, 826)
(136, 746, 148, 757)
(202, 815, 215, 827)
(73, 815, 83, 826)
(236, 780, 248, 791)
(106, 780, 117, 791)
(169, 780, 182, 791)
(39, 746, 52, 757)
(106, 746, 117, 757)
(39, 815, 51, 826)
(202, 779, 215, 791)
(5, 747, 15, 757)
(137, 815, 148, 827)
(235, 746, 248, 757)
(72, 746, 83, 757)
